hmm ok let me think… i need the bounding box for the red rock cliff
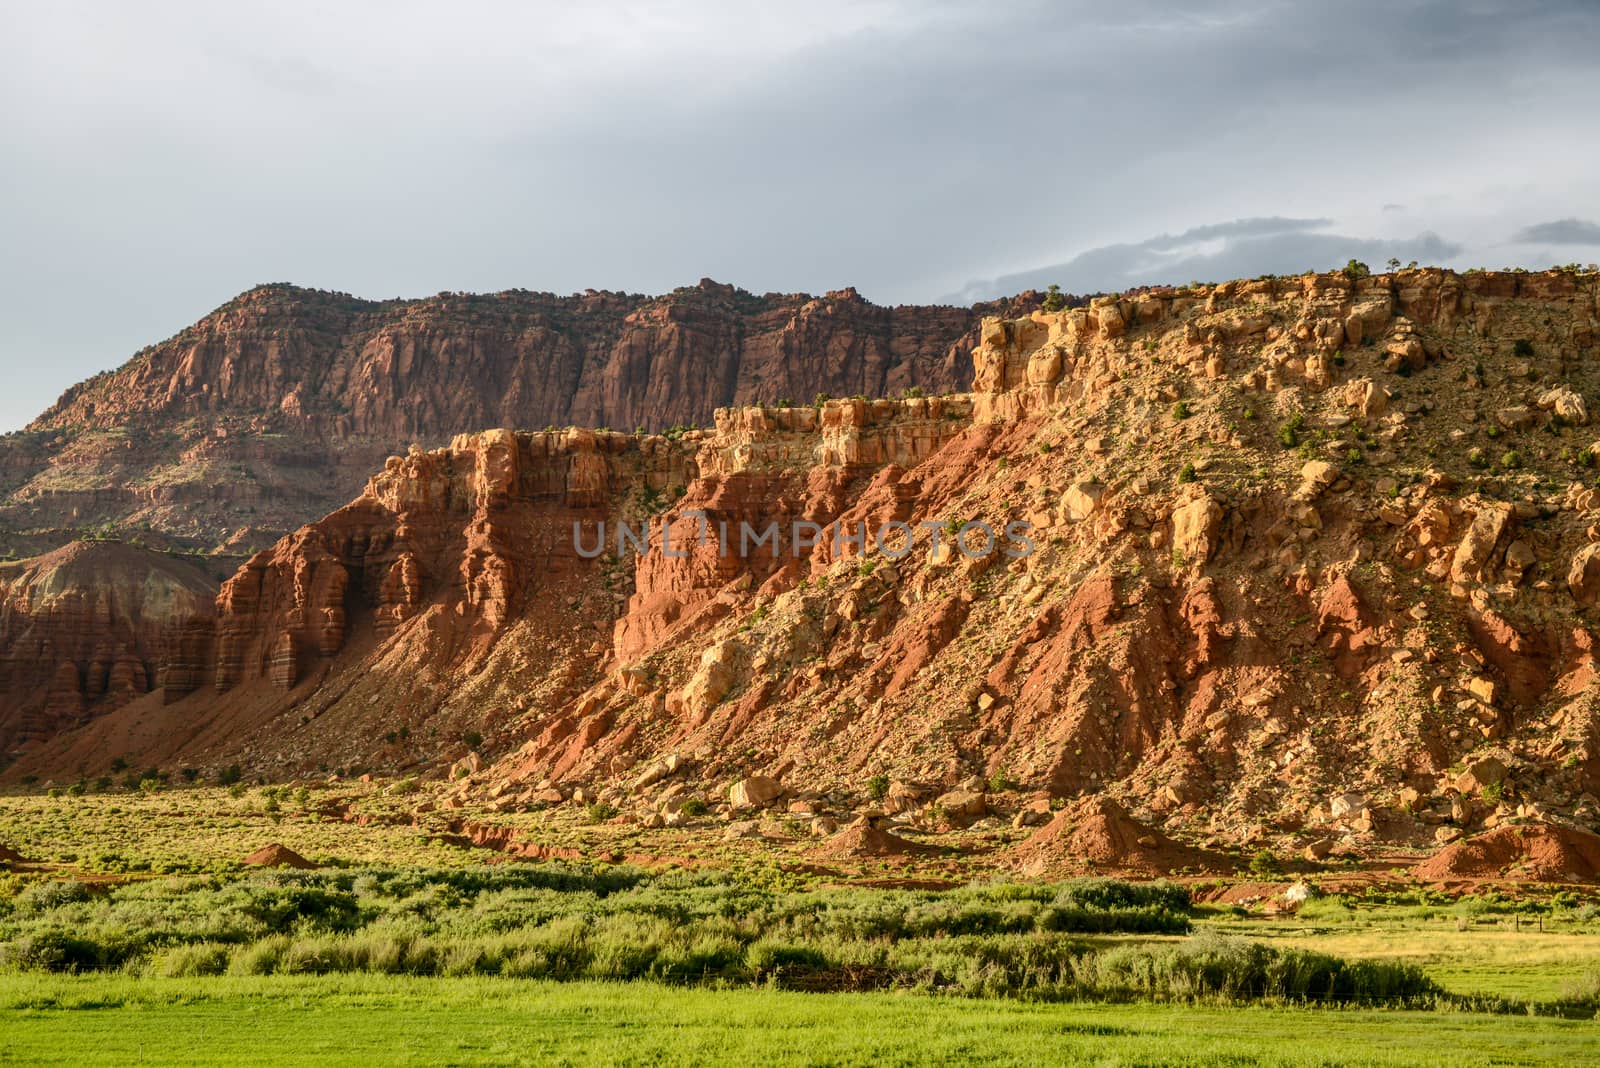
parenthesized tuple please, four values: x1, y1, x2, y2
(1, 281, 1031, 554)
(0, 541, 216, 752)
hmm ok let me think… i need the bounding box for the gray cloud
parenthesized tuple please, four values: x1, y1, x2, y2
(947, 220, 1464, 302)
(1, 0, 1598, 431)
(1512, 218, 1600, 245)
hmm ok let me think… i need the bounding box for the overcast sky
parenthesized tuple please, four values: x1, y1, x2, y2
(2, 0, 1598, 431)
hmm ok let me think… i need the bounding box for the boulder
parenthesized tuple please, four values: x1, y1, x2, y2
(810, 816, 840, 836)
(1303, 838, 1335, 861)
(1537, 387, 1589, 425)
(1568, 543, 1600, 605)
(1503, 540, 1536, 583)
(682, 640, 744, 716)
(1296, 460, 1341, 500)
(1495, 406, 1536, 431)
(1171, 493, 1224, 565)
(1329, 791, 1367, 819)
(1346, 377, 1388, 419)
(1061, 482, 1106, 522)
(728, 775, 783, 808)
(1455, 756, 1508, 795)
(935, 788, 988, 823)
(1451, 503, 1513, 584)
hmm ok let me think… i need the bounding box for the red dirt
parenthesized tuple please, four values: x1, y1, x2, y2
(242, 843, 315, 869)
(1411, 822, 1600, 883)
(1011, 797, 1219, 876)
(810, 819, 939, 860)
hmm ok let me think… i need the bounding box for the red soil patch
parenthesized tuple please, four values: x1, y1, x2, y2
(0, 843, 25, 866)
(810, 819, 938, 860)
(1411, 822, 1600, 883)
(242, 843, 315, 869)
(1011, 797, 1218, 876)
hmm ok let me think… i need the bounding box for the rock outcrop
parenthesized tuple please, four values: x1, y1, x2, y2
(0, 541, 217, 751)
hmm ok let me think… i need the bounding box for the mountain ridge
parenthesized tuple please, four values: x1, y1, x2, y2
(6, 264, 1600, 868)
(1, 279, 1040, 557)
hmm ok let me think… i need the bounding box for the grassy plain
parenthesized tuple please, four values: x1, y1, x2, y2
(3, 974, 1598, 1068)
(2, 787, 1598, 1066)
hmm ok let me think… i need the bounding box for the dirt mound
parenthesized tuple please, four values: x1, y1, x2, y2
(809, 819, 938, 860)
(0, 843, 25, 866)
(1412, 822, 1600, 883)
(242, 843, 315, 869)
(1011, 797, 1215, 876)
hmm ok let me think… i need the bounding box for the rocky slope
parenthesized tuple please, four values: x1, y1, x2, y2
(0, 541, 217, 751)
(9, 266, 1600, 866)
(0, 281, 1031, 555)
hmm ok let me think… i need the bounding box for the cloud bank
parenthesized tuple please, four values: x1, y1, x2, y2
(1, 1, 1598, 429)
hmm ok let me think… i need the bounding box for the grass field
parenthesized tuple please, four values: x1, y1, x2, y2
(2, 974, 1597, 1067)
(4, 788, 1600, 1065)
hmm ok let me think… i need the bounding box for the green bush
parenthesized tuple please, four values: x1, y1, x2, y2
(1342, 259, 1371, 281)
(1278, 413, 1305, 448)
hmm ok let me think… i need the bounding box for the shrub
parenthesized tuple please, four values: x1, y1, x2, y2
(15, 880, 94, 915)
(1500, 450, 1522, 469)
(1172, 400, 1191, 420)
(746, 939, 829, 977)
(1076, 933, 1437, 1005)
(1342, 259, 1371, 280)
(1513, 338, 1535, 359)
(866, 774, 889, 801)
(586, 802, 619, 824)
(153, 942, 231, 977)
(1278, 413, 1305, 448)
(1249, 848, 1282, 877)
(1177, 462, 1197, 484)
(0, 930, 111, 972)
(1041, 283, 1066, 312)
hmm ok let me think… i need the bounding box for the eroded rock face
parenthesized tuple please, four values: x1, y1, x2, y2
(0, 541, 216, 752)
(2, 282, 1028, 554)
(212, 428, 696, 694)
(11, 267, 1600, 867)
